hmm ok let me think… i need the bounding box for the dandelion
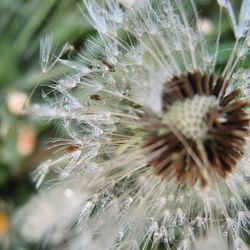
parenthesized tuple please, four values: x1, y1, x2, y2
(16, 125, 36, 156)
(6, 91, 28, 116)
(15, 0, 250, 249)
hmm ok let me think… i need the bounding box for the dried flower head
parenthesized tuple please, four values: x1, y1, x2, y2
(15, 0, 250, 249)
(145, 71, 249, 187)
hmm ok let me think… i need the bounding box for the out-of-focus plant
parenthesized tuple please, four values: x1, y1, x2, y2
(0, 0, 92, 248)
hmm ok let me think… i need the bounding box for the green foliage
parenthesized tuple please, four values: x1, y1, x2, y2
(0, 0, 92, 232)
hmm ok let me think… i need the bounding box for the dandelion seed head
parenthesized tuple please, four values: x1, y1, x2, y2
(197, 18, 213, 36)
(6, 91, 28, 115)
(15, 0, 250, 249)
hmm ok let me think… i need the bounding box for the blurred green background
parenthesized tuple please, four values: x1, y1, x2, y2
(0, 0, 93, 248)
(0, 0, 246, 249)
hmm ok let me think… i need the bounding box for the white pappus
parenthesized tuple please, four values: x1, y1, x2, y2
(15, 0, 250, 249)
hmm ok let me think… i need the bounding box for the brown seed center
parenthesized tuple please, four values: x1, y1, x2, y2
(144, 71, 249, 187)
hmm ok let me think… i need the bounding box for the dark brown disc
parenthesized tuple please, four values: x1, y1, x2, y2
(143, 71, 249, 187)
